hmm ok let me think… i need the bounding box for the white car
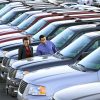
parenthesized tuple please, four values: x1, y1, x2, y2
(53, 82, 100, 100)
(17, 46, 100, 100)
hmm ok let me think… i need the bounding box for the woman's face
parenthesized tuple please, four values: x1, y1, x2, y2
(23, 40, 30, 47)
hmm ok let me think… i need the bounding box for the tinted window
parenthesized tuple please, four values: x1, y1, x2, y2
(48, 26, 67, 40)
(1, 11, 21, 23)
(52, 28, 75, 48)
(10, 13, 29, 26)
(0, 4, 11, 17)
(60, 35, 91, 58)
(33, 23, 56, 41)
(17, 15, 36, 30)
(25, 19, 47, 35)
(78, 45, 100, 70)
(1, 11, 15, 22)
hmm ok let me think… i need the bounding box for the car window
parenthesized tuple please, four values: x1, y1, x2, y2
(33, 23, 56, 41)
(88, 40, 100, 51)
(60, 35, 91, 58)
(48, 26, 67, 40)
(25, 19, 47, 35)
(78, 47, 100, 70)
(10, 13, 29, 26)
(52, 28, 75, 49)
(17, 15, 36, 30)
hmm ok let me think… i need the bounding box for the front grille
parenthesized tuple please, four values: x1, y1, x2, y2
(8, 68, 16, 78)
(2, 57, 8, 66)
(19, 80, 27, 94)
(52, 98, 55, 100)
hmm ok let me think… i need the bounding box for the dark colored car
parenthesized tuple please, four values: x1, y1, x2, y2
(5, 23, 100, 96)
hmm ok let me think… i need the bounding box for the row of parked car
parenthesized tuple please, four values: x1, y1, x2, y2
(0, 0, 100, 100)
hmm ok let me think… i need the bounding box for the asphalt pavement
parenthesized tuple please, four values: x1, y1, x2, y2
(0, 77, 17, 100)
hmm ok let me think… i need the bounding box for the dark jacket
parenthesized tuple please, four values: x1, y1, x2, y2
(18, 45, 33, 60)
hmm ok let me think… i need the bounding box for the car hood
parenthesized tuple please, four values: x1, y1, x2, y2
(0, 39, 23, 49)
(23, 65, 79, 84)
(0, 25, 10, 29)
(0, 28, 16, 34)
(0, 33, 24, 40)
(5, 45, 38, 59)
(12, 55, 60, 69)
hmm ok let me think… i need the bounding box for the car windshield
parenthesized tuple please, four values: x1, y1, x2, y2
(78, 47, 100, 70)
(17, 15, 36, 30)
(0, 11, 15, 22)
(10, 13, 29, 26)
(51, 28, 75, 49)
(60, 35, 91, 58)
(25, 19, 47, 35)
(0, 4, 11, 17)
(32, 23, 56, 40)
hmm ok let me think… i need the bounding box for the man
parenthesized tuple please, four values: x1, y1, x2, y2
(18, 37, 33, 60)
(36, 35, 57, 55)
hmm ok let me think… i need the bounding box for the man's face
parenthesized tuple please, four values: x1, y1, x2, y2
(23, 40, 30, 46)
(40, 37, 46, 44)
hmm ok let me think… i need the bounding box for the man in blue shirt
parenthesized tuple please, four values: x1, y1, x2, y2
(36, 35, 57, 55)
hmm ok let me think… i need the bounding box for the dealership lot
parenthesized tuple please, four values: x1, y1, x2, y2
(1, 0, 100, 100)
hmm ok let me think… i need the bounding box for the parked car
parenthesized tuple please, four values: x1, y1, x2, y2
(0, 10, 98, 36)
(0, 12, 99, 43)
(0, 12, 99, 53)
(52, 82, 100, 100)
(6, 26, 100, 96)
(0, 12, 64, 37)
(0, 0, 10, 10)
(0, 2, 24, 17)
(60, 2, 77, 8)
(0, 11, 43, 29)
(17, 31, 100, 100)
(1, 19, 98, 79)
(0, 6, 34, 24)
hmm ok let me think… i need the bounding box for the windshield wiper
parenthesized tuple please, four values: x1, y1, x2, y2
(77, 64, 87, 72)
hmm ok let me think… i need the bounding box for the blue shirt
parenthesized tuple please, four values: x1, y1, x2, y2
(36, 40, 57, 55)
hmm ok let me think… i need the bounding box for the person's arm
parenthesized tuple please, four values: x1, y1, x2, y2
(52, 42, 57, 53)
(31, 47, 34, 57)
(18, 47, 22, 60)
(36, 46, 42, 56)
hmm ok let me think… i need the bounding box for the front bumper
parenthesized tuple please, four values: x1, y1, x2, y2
(17, 93, 49, 100)
(0, 57, 3, 63)
(0, 64, 8, 79)
(7, 76, 21, 95)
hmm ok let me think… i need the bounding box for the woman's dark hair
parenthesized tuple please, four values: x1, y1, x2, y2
(39, 35, 46, 40)
(23, 37, 31, 44)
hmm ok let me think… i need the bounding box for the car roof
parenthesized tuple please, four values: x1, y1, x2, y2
(68, 24, 97, 31)
(85, 31, 100, 38)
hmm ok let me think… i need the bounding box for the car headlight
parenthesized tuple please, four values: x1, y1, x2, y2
(15, 70, 29, 79)
(28, 85, 46, 96)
